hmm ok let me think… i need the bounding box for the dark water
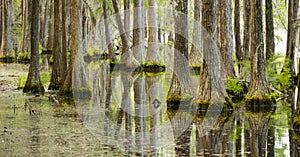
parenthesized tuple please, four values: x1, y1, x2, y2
(0, 63, 296, 156)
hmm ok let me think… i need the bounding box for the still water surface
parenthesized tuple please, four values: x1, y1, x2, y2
(0, 63, 294, 156)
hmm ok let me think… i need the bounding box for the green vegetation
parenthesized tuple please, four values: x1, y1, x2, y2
(226, 78, 244, 96)
(267, 54, 291, 92)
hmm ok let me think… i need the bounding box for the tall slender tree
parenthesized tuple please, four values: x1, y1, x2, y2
(219, 0, 235, 77)
(189, 0, 202, 68)
(234, 0, 243, 74)
(243, 0, 250, 61)
(23, 0, 44, 94)
(0, 0, 13, 56)
(146, 0, 160, 63)
(247, 0, 271, 100)
(265, 0, 275, 61)
(49, 0, 63, 90)
(60, 0, 89, 97)
(284, 0, 299, 75)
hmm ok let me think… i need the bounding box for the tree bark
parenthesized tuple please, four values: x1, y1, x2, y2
(235, 0, 243, 75)
(265, 0, 275, 61)
(146, 0, 160, 63)
(23, 0, 44, 94)
(40, 0, 49, 48)
(49, 0, 63, 90)
(61, 0, 67, 78)
(112, 0, 137, 67)
(247, 0, 270, 97)
(103, 1, 116, 61)
(219, 0, 235, 77)
(133, 0, 145, 63)
(19, 0, 27, 53)
(189, 0, 202, 67)
(46, 0, 53, 51)
(284, 0, 299, 75)
(60, 0, 88, 96)
(0, 0, 13, 56)
(243, 0, 250, 61)
(124, 0, 130, 38)
(195, 0, 228, 103)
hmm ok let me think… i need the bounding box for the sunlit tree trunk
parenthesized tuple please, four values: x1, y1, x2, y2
(0, 0, 13, 56)
(23, 0, 44, 94)
(219, 0, 235, 77)
(189, 0, 202, 68)
(265, 0, 275, 61)
(247, 0, 270, 98)
(49, 0, 63, 90)
(146, 0, 160, 63)
(234, 0, 243, 75)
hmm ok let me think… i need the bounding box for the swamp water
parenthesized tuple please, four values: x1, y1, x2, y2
(0, 63, 295, 156)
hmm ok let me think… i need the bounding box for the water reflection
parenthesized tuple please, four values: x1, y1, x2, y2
(0, 63, 296, 156)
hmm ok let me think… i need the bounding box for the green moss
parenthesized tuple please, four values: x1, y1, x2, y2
(145, 71, 166, 77)
(167, 94, 193, 103)
(245, 95, 276, 112)
(143, 62, 165, 67)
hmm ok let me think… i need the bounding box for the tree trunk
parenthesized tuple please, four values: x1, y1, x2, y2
(265, 0, 275, 61)
(46, 0, 53, 51)
(219, 0, 235, 77)
(133, 0, 145, 63)
(189, 0, 202, 68)
(124, 0, 130, 38)
(0, 0, 2, 47)
(19, 0, 27, 53)
(23, 0, 44, 94)
(26, 0, 32, 54)
(61, 0, 67, 78)
(243, 0, 250, 61)
(0, 0, 13, 56)
(60, 0, 89, 97)
(284, 0, 299, 75)
(49, 0, 63, 90)
(247, 0, 270, 97)
(167, 1, 193, 154)
(195, 0, 228, 104)
(103, 1, 116, 61)
(146, 0, 160, 63)
(112, 0, 137, 67)
(40, 0, 49, 47)
(234, 0, 243, 75)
